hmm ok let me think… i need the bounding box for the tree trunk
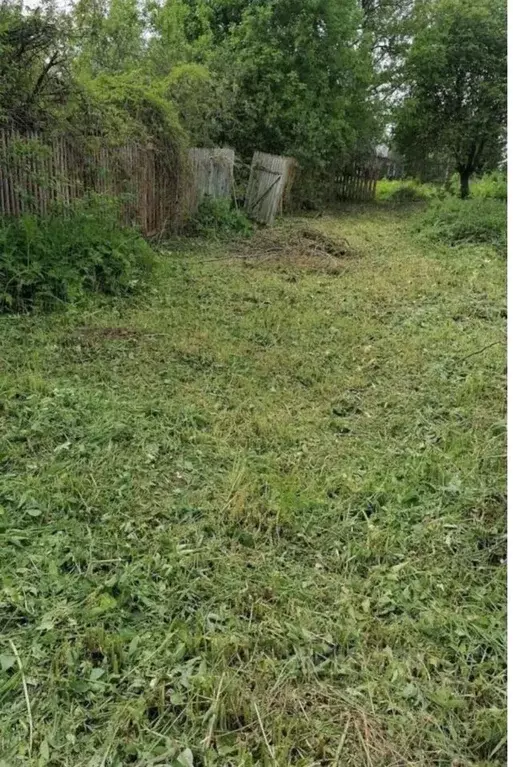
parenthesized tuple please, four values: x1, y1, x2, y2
(444, 165, 453, 192)
(459, 168, 471, 199)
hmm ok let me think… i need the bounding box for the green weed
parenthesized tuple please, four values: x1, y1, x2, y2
(0, 194, 155, 313)
(187, 197, 254, 238)
(446, 172, 507, 201)
(376, 179, 440, 203)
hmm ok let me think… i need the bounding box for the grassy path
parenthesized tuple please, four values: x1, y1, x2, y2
(0, 206, 506, 766)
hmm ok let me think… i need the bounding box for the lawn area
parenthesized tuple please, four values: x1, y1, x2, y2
(0, 205, 506, 767)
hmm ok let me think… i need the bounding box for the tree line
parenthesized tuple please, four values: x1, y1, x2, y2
(0, 0, 506, 197)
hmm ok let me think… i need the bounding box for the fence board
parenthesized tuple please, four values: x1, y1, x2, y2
(187, 147, 235, 213)
(245, 152, 297, 225)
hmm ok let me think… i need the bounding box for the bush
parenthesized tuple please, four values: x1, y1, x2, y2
(188, 197, 253, 237)
(474, 172, 507, 200)
(0, 194, 154, 313)
(376, 179, 440, 203)
(417, 196, 506, 253)
(446, 171, 507, 200)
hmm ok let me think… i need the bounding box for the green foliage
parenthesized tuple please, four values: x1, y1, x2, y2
(162, 63, 219, 145)
(69, 0, 381, 169)
(203, 0, 378, 168)
(188, 197, 253, 237)
(0, 3, 72, 129)
(80, 71, 187, 152)
(472, 172, 508, 200)
(0, 0, 381, 173)
(73, 0, 145, 76)
(395, 0, 506, 197)
(0, 194, 154, 313)
(376, 179, 440, 203)
(144, 0, 193, 75)
(446, 171, 507, 201)
(418, 196, 506, 253)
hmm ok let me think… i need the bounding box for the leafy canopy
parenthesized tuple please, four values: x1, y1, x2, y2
(205, 0, 377, 167)
(0, 3, 71, 129)
(394, 0, 506, 196)
(0, 0, 381, 170)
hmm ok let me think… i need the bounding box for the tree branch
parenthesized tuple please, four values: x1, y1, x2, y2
(29, 51, 62, 102)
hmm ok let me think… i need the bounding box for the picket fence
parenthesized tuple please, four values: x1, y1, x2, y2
(0, 130, 188, 235)
(334, 161, 379, 202)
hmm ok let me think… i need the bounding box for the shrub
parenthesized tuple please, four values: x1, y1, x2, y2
(0, 194, 154, 313)
(376, 179, 440, 203)
(162, 64, 219, 146)
(471, 172, 507, 200)
(446, 171, 507, 200)
(417, 196, 506, 253)
(188, 197, 254, 237)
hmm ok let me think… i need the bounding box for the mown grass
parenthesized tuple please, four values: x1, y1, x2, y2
(0, 205, 506, 767)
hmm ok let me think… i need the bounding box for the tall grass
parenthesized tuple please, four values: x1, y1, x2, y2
(446, 171, 507, 200)
(0, 194, 155, 313)
(376, 178, 440, 203)
(417, 196, 506, 253)
(378, 171, 507, 204)
(377, 173, 506, 253)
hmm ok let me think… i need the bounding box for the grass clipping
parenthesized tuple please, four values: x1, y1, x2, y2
(231, 224, 356, 273)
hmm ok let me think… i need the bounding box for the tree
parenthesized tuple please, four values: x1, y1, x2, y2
(72, 0, 145, 75)
(0, 3, 71, 129)
(145, 0, 191, 76)
(394, 0, 506, 198)
(0, 0, 381, 173)
(200, 0, 378, 168)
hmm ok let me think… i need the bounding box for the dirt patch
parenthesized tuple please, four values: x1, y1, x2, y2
(230, 225, 357, 273)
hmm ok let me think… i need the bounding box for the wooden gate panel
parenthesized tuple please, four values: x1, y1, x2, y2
(245, 152, 296, 225)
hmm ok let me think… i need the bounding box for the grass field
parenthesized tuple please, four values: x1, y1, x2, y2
(0, 205, 506, 767)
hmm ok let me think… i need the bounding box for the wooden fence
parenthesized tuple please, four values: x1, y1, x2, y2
(245, 152, 297, 224)
(0, 129, 382, 230)
(0, 130, 187, 235)
(188, 147, 234, 212)
(334, 162, 379, 202)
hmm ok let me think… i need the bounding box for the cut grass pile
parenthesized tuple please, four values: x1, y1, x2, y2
(228, 225, 356, 274)
(0, 205, 506, 766)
